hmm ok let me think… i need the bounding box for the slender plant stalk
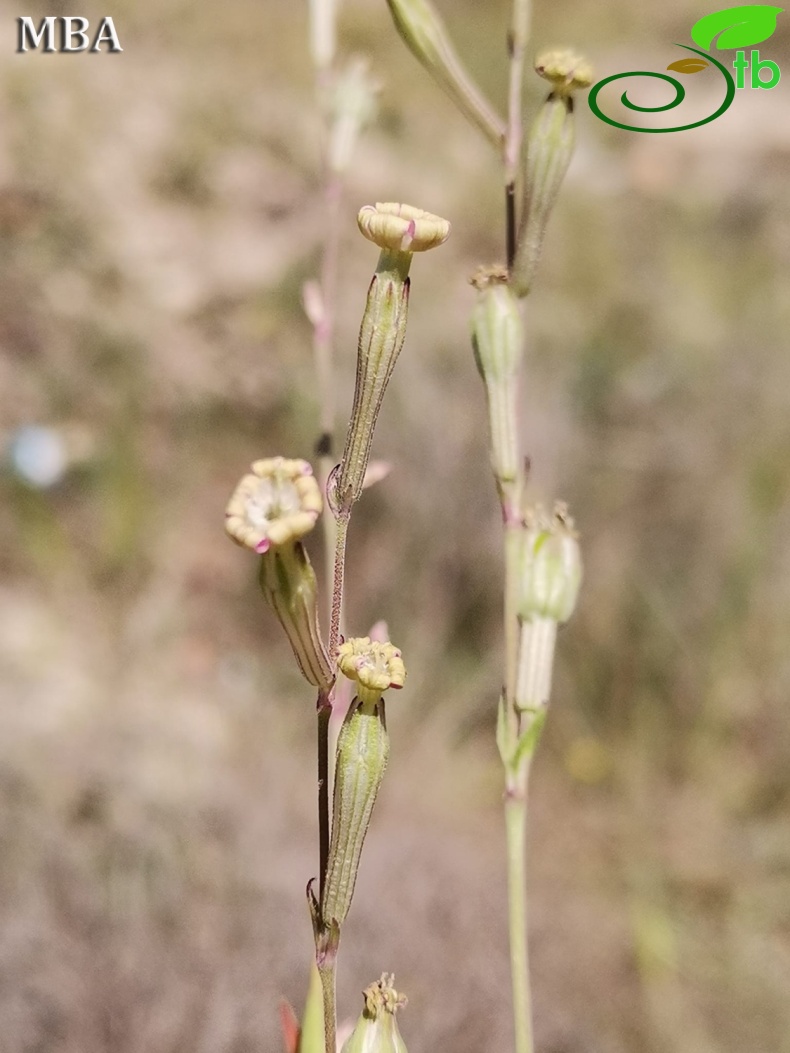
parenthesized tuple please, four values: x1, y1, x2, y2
(318, 953, 338, 1053)
(318, 699, 332, 902)
(307, 14, 343, 1052)
(502, 473, 534, 1053)
(505, 780, 533, 1053)
(329, 514, 349, 657)
(504, 0, 531, 269)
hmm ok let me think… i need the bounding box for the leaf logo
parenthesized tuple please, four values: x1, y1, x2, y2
(690, 4, 783, 50)
(667, 57, 710, 73)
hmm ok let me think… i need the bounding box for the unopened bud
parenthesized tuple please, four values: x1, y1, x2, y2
(341, 975, 408, 1053)
(334, 205, 449, 514)
(470, 268, 524, 490)
(512, 50, 592, 297)
(385, 0, 505, 148)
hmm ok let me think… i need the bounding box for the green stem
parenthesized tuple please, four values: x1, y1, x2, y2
(504, 0, 531, 269)
(505, 779, 534, 1053)
(318, 954, 338, 1053)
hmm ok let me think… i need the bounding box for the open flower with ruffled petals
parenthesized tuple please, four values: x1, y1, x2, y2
(225, 457, 332, 692)
(225, 457, 322, 554)
(357, 202, 450, 254)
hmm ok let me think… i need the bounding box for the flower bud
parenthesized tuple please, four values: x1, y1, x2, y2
(385, 0, 505, 148)
(470, 268, 524, 490)
(511, 50, 592, 297)
(334, 205, 449, 515)
(341, 975, 408, 1053)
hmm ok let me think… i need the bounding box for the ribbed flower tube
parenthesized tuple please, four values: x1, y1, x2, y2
(334, 251, 411, 514)
(321, 638, 405, 927)
(258, 541, 333, 692)
(512, 51, 592, 297)
(321, 696, 390, 928)
(333, 205, 450, 516)
(470, 269, 524, 499)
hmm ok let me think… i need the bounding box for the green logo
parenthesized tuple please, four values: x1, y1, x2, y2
(589, 5, 783, 132)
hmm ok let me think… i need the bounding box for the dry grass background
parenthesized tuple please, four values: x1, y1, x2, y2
(1, 0, 790, 1050)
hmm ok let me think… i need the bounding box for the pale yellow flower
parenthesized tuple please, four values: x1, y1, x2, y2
(357, 203, 450, 254)
(225, 457, 322, 553)
(337, 637, 406, 704)
(534, 49, 594, 95)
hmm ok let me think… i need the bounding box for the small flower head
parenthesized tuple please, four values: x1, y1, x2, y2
(518, 503, 582, 624)
(337, 637, 406, 705)
(225, 457, 322, 554)
(535, 49, 594, 96)
(358, 203, 450, 254)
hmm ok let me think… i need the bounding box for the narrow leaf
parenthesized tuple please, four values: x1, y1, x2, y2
(496, 692, 512, 767)
(690, 5, 783, 50)
(666, 58, 710, 73)
(511, 710, 547, 772)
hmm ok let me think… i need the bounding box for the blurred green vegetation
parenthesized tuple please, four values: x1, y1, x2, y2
(1, 0, 789, 1051)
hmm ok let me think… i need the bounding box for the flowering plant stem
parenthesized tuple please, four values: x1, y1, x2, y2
(316, 511, 349, 1053)
(505, 771, 533, 1053)
(502, 1, 533, 1046)
(306, 13, 344, 1051)
(504, 0, 531, 270)
(502, 491, 535, 1053)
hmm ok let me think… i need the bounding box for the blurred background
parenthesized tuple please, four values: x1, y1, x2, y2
(1, 0, 789, 1050)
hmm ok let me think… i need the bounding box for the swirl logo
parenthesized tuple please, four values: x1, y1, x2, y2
(588, 4, 783, 133)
